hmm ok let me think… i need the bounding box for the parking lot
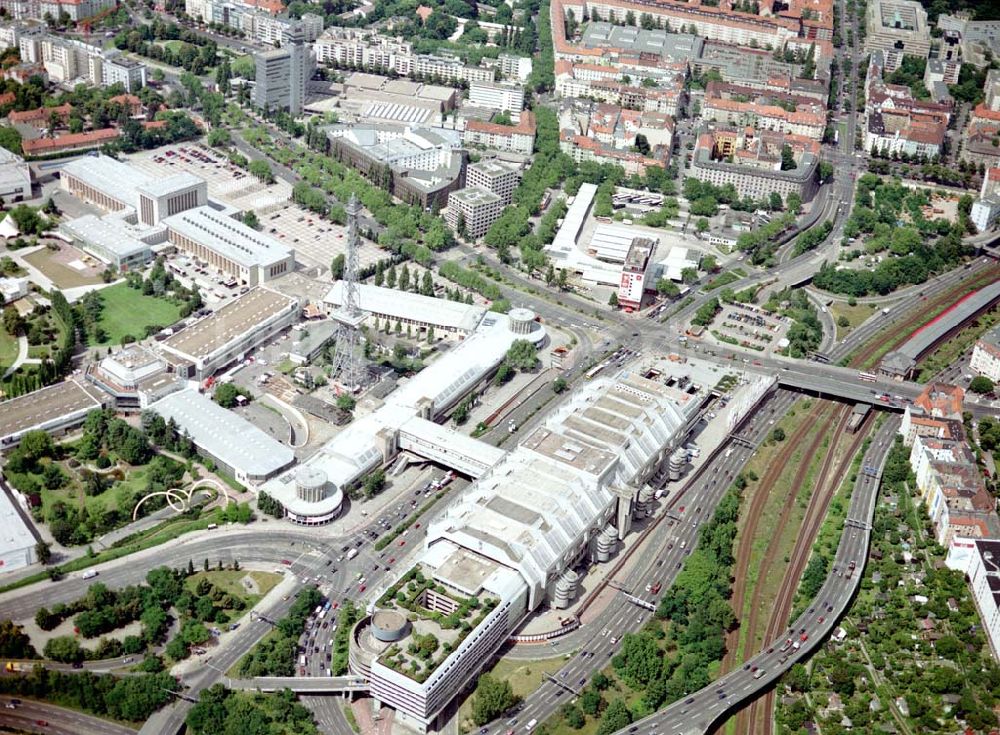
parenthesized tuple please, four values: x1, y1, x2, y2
(708, 302, 791, 354)
(126, 144, 382, 272)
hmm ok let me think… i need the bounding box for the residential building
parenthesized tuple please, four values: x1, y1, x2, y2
(445, 186, 502, 239)
(411, 52, 494, 85)
(554, 59, 687, 116)
(0, 146, 30, 203)
(468, 81, 525, 114)
(313, 28, 414, 72)
(462, 109, 536, 155)
(702, 80, 827, 140)
(971, 318, 1000, 381)
(253, 22, 313, 115)
(864, 0, 931, 71)
(945, 539, 1000, 660)
(163, 206, 295, 286)
(865, 51, 951, 159)
(465, 159, 521, 206)
(690, 128, 821, 202)
(971, 168, 1000, 233)
(0, 0, 115, 21)
(18, 33, 146, 90)
(558, 104, 671, 176)
(496, 53, 532, 82)
(21, 127, 119, 157)
(325, 123, 464, 210)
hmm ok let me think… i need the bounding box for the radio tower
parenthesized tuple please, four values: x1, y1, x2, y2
(329, 194, 366, 390)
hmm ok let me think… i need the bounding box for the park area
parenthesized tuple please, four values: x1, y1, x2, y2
(86, 282, 183, 345)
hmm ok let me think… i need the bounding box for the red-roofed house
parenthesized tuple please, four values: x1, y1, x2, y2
(9, 103, 72, 127)
(21, 128, 118, 157)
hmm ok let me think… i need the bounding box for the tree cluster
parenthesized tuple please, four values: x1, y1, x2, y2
(186, 684, 318, 735)
(235, 587, 324, 677)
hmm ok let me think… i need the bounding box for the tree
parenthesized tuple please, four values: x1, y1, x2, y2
(596, 699, 632, 735)
(248, 159, 274, 184)
(336, 394, 356, 411)
(634, 133, 650, 155)
(214, 383, 249, 408)
(818, 160, 834, 182)
(969, 375, 994, 394)
(780, 144, 797, 171)
(608, 292, 619, 307)
(471, 675, 520, 725)
(0, 619, 37, 658)
(242, 211, 259, 230)
(363, 468, 385, 498)
(505, 340, 539, 371)
(330, 254, 345, 280)
(563, 704, 585, 729)
(35, 540, 51, 564)
(656, 279, 680, 297)
(44, 635, 84, 663)
(695, 218, 710, 234)
(552, 377, 567, 393)
(3, 306, 23, 335)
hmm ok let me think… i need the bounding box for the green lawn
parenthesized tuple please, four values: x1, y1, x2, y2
(183, 570, 282, 610)
(458, 655, 567, 732)
(160, 40, 191, 54)
(36, 462, 151, 518)
(0, 329, 19, 374)
(92, 283, 182, 345)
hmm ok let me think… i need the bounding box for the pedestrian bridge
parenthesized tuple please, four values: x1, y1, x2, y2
(229, 676, 369, 693)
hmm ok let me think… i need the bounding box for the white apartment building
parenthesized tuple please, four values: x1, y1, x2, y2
(0, 0, 115, 21)
(445, 186, 503, 239)
(946, 538, 1000, 660)
(412, 53, 493, 84)
(971, 323, 1000, 382)
(498, 54, 532, 81)
(468, 80, 525, 114)
(313, 28, 413, 72)
(18, 33, 146, 90)
(462, 110, 536, 155)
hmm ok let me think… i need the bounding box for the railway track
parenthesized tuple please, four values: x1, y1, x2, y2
(743, 412, 874, 735)
(719, 400, 834, 677)
(845, 264, 1000, 370)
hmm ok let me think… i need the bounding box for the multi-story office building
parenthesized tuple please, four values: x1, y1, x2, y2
(864, 0, 931, 71)
(468, 80, 525, 114)
(690, 128, 821, 202)
(325, 123, 465, 209)
(462, 109, 536, 155)
(445, 187, 502, 239)
(465, 159, 521, 206)
(253, 22, 313, 115)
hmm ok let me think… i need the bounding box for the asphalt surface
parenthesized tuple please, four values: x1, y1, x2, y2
(0, 698, 137, 735)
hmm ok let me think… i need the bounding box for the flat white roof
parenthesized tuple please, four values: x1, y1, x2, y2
(150, 389, 295, 478)
(163, 205, 294, 270)
(324, 282, 485, 333)
(0, 488, 35, 560)
(61, 155, 153, 205)
(136, 172, 205, 199)
(589, 224, 638, 262)
(61, 215, 151, 258)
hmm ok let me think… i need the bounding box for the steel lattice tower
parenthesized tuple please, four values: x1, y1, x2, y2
(329, 194, 366, 390)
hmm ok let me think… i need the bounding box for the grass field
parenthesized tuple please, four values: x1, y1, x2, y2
(32, 462, 152, 518)
(91, 283, 182, 345)
(183, 570, 282, 610)
(829, 301, 877, 340)
(0, 330, 19, 374)
(23, 248, 104, 289)
(159, 40, 191, 54)
(458, 656, 567, 733)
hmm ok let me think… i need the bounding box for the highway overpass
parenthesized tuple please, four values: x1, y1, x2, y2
(228, 676, 369, 694)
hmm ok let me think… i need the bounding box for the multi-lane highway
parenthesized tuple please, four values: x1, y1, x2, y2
(0, 698, 136, 735)
(620, 417, 898, 735)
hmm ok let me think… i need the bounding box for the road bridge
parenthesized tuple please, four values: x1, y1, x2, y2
(228, 676, 369, 693)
